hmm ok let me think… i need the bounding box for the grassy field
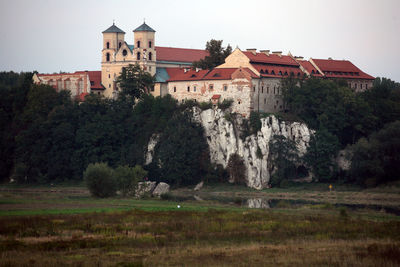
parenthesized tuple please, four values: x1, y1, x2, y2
(0, 183, 400, 266)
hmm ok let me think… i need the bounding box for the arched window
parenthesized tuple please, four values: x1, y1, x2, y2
(119, 42, 122, 48)
(137, 52, 140, 60)
(122, 49, 127, 56)
(106, 53, 110, 62)
(137, 41, 140, 48)
(149, 41, 152, 48)
(148, 52, 152, 61)
(106, 42, 110, 49)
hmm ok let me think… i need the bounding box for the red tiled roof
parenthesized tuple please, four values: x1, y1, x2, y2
(212, 94, 221, 99)
(297, 60, 322, 77)
(156, 46, 208, 63)
(203, 68, 257, 80)
(167, 67, 258, 82)
(166, 68, 209, 81)
(252, 64, 304, 78)
(243, 52, 299, 66)
(87, 71, 104, 89)
(312, 59, 374, 80)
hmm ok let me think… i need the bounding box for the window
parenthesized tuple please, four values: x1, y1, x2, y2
(137, 41, 140, 48)
(187, 86, 190, 92)
(174, 86, 176, 92)
(355, 84, 357, 89)
(274, 86, 276, 94)
(253, 86, 255, 92)
(209, 84, 214, 90)
(264, 98, 266, 104)
(90, 81, 94, 86)
(106, 53, 110, 62)
(360, 84, 363, 90)
(151, 86, 155, 92)
(97, 92, 101, 95)
(194, 86, 197, 92)
(137, 52, 140, 60)
(109, 84, 111, 88)
(149, 41, 152, 48)
(238, 100, 241, 105)
(106, 42, 110, 49)
(224, 85, 228, 91)
(119, 42, 122, 48)
(122, 49, 127, 56)
(365, 84, 368, 90)
(148, 52, 152, 61)
(261, 86, 264, 93)
(108, 74, 110, 78)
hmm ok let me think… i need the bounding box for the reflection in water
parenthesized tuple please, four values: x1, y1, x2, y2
(246, 198, 270, 209)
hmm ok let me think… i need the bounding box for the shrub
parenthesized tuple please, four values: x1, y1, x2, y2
(115, 165, 147, 196)
(218, 98, 233, 110)
(198, 101, 212, 110)
(84, 163, 117, 198)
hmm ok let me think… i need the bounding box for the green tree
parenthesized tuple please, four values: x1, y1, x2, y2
(350, 120, 400, 187)
(116, 63, 155, 100)
(303, 128, 340, 182)
(268, 135, 299, 187)
(152, 111, 209, 186)
(84, 162, 117, 198)
(192, 39, 232, 70)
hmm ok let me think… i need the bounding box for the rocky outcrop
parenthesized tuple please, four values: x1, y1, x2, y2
(145, 107, 313, 190)
(246, 198, 270, 209)
(145, 134, 160, 165)
(193, 107, 312, 190)
(135, 181, 157, 198)
(194, 181, 204, 191)
(152, 182, 170, 197)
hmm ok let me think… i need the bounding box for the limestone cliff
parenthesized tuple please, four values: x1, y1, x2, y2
(146, 107, 313, 190)
(192, 107, 312, 189)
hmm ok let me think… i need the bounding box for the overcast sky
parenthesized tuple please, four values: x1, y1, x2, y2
(0, 0, 399, 81)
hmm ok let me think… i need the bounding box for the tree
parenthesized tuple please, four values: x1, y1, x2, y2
(303, 128, 340, 182)
(192, 39, 232, 70)
(268, 135, 299, 187)
(350, 120, 400, 187)
(152, 111, 209, 186)
(227, 153, 246, 184)
(116, 63, 155, 100)
(84, 162, 117, 198)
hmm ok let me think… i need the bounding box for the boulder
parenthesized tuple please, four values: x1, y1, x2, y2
(135, 181, 157, 198)
(152, 182, 170, 197)
(194, 181, 204, 191)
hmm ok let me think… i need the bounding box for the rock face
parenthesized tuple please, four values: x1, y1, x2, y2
(194, 181, 204, 191)
(193, 107, 312, 190)
(145, 107, 312, 190)
(145, 134, 160, 165)
(152, 182, 170, 197)
(246, 198, 270, 209)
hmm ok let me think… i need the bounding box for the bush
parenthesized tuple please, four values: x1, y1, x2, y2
(218, 98, 233, 110)
(115, 165, 147, 196)
(84, 163, 117, 198)
(199, 101, 212, 110)
(227, 153, 246, 185)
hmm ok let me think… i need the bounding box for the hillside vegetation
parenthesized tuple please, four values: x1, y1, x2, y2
(1, 70, 399, 188)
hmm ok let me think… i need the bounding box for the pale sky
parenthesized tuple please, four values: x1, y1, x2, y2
(0, 0, 399, 81)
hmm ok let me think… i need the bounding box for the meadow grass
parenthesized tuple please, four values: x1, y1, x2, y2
(1, 184, 400, 266)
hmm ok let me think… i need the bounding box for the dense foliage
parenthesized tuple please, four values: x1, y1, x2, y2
(84, 162, 117, 198)
(282, 76, 400, 185)
(192, 39, 232, 70)
(0, 72, 211, 186)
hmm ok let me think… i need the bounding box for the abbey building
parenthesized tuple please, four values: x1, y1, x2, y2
(33, 22, 374, 117)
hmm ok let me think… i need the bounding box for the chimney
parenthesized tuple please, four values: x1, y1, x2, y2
(295, 56, 304, 60)
(260, 50, 270, 56)
(272, 51, 282, 57)
(184, 68, 188, 73)
(246, 48, 257, 55)
(328, 57, 333, 60)
(196, 68, 201, 72)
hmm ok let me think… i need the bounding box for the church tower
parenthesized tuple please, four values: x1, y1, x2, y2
(133, 22, 157, 76)
(101, 23, 126, 98)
